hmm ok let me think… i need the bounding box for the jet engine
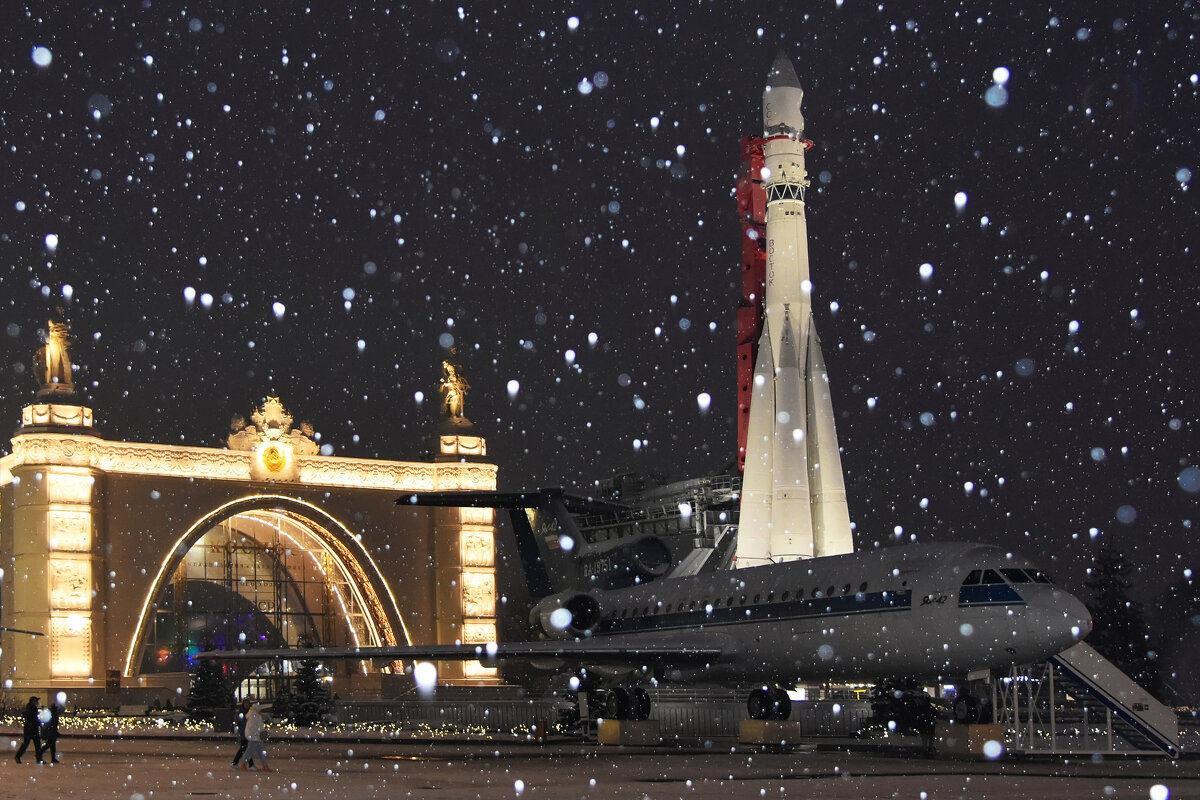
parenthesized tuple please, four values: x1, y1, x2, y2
(531, 591, 603, 639)
(628, 536, 672, 579)
(576, 535, 674, 589)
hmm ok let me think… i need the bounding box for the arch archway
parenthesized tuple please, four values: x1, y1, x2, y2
(124, 495, 409, 678)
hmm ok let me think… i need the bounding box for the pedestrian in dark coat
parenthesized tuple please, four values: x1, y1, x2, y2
(42, 702, 62, 764)
(14, 696, 43, 764)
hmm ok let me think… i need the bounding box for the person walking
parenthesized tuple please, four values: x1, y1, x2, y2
(15, 696, 43, 764)
(42, 702, 62, 764)
(231, 698, 253, 769)
(238, 700, 272, 772)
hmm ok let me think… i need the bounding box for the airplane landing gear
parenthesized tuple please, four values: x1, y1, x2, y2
(630, 686, 652, 720)
(952, 693, 980, 724)
(603, 687, 630, 719)
(597, 686, 652, 721)
(747, 686, 792, 720)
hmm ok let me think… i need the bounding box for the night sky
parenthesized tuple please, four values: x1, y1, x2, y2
(3, 5, 1197, 647)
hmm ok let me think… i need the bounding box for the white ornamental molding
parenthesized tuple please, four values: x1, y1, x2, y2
(49, 556, 92, 611)
(22, 404, 94, 428)
(461, 620, 498, 644)
(435, 464, 498, 491)
(47, 471, 95, 505)
(7, 432, 495, 491)
(96, 443, 252, 479)
(47, 509, 93, 552)
(297, 457, 438, 491)
(459, 529, 496, 568)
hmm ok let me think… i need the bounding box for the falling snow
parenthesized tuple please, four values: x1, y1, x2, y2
(1, 0, 1196, 706)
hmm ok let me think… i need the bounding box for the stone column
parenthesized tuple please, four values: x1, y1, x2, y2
(2, 403, 103, 692)
(432, 434, 498, 684)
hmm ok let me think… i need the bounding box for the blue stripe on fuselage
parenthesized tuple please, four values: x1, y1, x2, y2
(957, 584, 1025, 607)
(594, 590, 913, 636)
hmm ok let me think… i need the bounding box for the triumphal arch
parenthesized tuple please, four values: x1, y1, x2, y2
(0, 321, 499, 705)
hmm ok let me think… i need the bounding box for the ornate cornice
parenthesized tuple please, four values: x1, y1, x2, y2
(6, 432, 497, 491)
(22, 403, 93, 428)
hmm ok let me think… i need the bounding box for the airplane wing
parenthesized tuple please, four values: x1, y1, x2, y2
(196, 639, 725, 666)
(0, 626, 44, 637)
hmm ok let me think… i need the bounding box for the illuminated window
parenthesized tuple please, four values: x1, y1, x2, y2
(137, 512, 378, 693)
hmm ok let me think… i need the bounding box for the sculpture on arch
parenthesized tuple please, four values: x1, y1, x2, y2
(34, 316, 75, 396)
(440, 360, 471, 423)
(227, 396, 319, 454)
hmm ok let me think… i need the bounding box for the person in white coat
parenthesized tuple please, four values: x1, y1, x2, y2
(238, 701, 272, 772)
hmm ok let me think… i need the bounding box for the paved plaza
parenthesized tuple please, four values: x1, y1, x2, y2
(1, 735, 1195, 800)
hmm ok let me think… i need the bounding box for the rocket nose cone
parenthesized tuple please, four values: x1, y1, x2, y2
(766, 51, 802, 92)
(763, 52, 805, 135)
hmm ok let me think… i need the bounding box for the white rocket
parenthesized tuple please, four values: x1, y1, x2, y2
(737, 53, 854, 567)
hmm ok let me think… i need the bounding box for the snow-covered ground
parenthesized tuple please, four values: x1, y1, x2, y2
(2, 735, 1192, 800)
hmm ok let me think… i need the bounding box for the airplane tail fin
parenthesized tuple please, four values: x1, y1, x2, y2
(398, 489, 622, 598)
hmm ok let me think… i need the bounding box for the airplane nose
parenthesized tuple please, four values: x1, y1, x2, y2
(1028, 588, 1092, 654)
(1072, 593, 1093, 640)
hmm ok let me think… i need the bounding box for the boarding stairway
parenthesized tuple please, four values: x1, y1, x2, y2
(1050, 642, 1180, 756)
(996, 641, 1180, 757)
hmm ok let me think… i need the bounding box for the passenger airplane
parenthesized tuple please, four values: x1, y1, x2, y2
(200, 491, 1092, 722)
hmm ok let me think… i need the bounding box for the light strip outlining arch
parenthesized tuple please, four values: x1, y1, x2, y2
(123, 494, 412, 677)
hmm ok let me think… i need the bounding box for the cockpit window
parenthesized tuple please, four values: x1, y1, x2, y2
(981, 569, 1005, 585)
(1028, 570, 1052, 584)
(1001, 568, 1032, 583)
(962, 570, 983, 586)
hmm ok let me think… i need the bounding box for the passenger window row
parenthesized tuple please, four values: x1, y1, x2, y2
(603, 581, 881, 620)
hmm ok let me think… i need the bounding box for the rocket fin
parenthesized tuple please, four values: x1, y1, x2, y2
(769, 310, 813, 561)
(735, 324, 776, 568)
(805, 319, 854, 556)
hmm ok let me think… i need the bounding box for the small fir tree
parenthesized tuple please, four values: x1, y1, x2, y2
(187, 647, 233, 722)
(271, 683, 294, 722)
(1153, 570, 1200, 704)
(285, 657, 332, 726)
(1085, 547, 1161, 697)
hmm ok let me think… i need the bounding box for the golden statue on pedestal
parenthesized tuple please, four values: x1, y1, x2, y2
(34, 317, 75, 396)
(440, 360, 471, 422)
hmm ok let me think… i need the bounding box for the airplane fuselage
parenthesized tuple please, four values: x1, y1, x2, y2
(533, 542, 1091, 685)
